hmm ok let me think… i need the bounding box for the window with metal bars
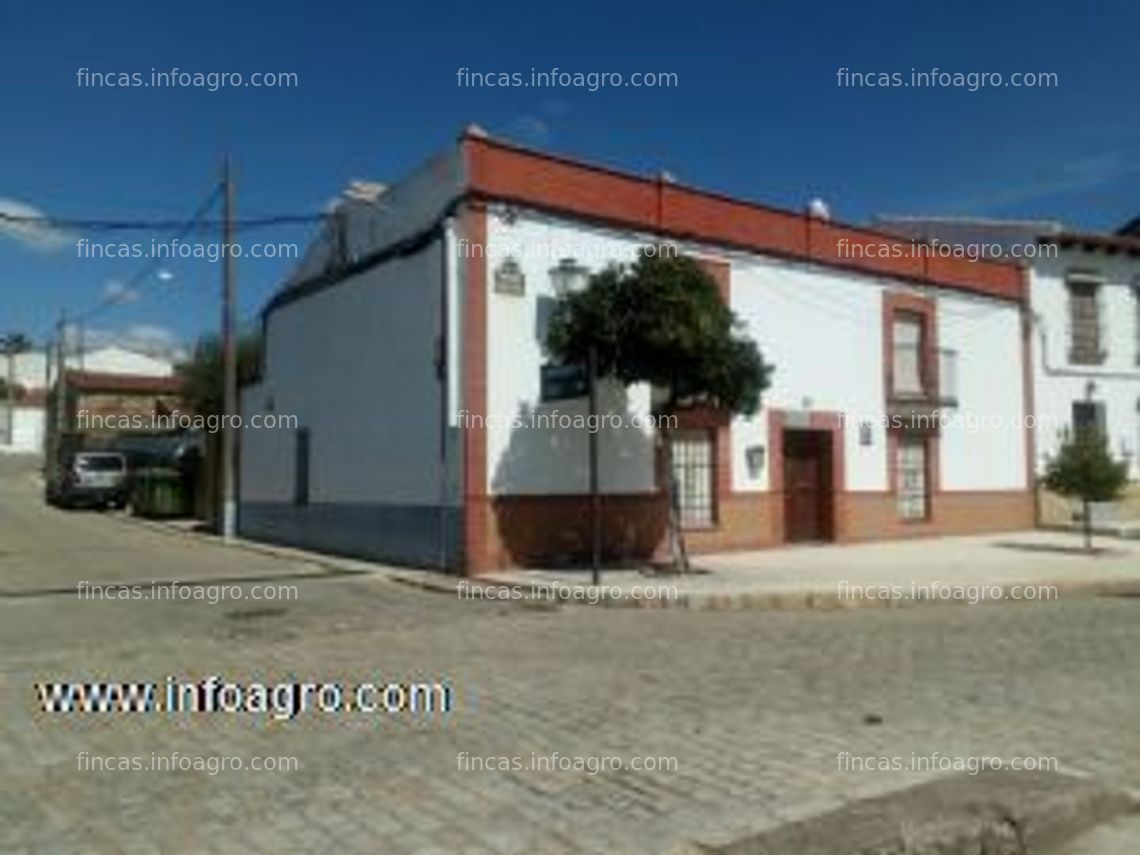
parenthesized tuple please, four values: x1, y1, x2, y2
(670, 429, 715, 528)
(896, 436, 929, 521)
(1067, 278, 1104, 365)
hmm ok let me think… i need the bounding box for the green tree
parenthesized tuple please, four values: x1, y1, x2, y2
(546, 250, 773, 570)
(0, 332, 33, 356)
(1043, 428, 1128, 551)
(177, 332, 262, 416)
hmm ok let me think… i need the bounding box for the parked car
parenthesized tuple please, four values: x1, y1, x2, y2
(45, 451, 129, 509)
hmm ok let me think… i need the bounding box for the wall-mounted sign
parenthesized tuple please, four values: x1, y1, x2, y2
(493, 257, 526, 296)
(540, 363, 589, 402)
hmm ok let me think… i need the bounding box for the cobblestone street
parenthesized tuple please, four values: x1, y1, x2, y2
(2, 458, 1138, 853)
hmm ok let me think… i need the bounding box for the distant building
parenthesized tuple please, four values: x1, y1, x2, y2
(2, 345, 175, 455)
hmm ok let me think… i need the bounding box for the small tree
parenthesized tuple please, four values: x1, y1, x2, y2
(1043, 428, 1128, 551)
(177, 332, 263, 416)
(546, 251, 773, 570)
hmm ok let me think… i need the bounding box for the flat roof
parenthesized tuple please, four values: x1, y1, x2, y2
(463, 131, 1026, 303)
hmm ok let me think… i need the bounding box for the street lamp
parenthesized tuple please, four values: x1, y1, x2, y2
(548, 258, 601, 586)
(549, 257, 589, 296)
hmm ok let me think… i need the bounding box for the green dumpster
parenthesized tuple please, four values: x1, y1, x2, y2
(130, 468, 190, 518)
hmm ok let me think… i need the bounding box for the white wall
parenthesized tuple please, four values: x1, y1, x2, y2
(80, 346, 173, 377)
(241, 240, 446, 505)
(9, 347, 172, 393)
(484, 209, 660, 495)
(730, 258, 886, 492)
(937, 296, 1028, 490)
(1030, 249, 1140, 479)
(485, 208, 1029, 497)
(11, 407, 44, 453)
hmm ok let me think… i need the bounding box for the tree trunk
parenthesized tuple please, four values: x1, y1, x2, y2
(1082, 498, 1093, 552)
(661, 425, 690, 573)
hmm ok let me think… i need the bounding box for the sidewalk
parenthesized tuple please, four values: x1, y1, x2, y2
(468, 530, 1140, 611)
(115, 512, 1140, 612)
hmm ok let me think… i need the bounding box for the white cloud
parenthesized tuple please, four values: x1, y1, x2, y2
(0, 198, 74, 251)
(102, 280, 140, 304)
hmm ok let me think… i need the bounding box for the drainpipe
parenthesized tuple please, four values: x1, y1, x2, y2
(438, 219, 454, 572)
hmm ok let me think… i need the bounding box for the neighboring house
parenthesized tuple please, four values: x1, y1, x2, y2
(876, 216, 1140, 481)
(47, 370, 184, 458)
(240, 128, 1035, 573)
(2, 345, 175, 455)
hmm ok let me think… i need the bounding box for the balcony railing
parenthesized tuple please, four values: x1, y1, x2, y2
(890, 345, 958, 408)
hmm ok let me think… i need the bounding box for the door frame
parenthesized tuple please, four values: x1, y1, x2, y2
(768, 409, 846, 544)
(782, 427, 835, 542)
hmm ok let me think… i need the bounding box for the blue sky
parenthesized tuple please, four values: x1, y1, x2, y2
(1, 0, 1137, 353)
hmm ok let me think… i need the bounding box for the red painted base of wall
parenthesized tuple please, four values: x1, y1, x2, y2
(466, 490, 1035, 573)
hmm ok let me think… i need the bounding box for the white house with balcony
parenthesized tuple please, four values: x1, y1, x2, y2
(239, 129, 1037, 573)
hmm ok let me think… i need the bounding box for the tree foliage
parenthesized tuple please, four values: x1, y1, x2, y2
(545, 252, 772, 415)
(1043, 428, 1128, 550)
(1043, 429, 1128, 503)
(176, 333, 263, 416)
(0, 332, 33, 355)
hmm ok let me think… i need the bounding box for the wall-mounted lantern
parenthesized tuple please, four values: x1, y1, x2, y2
(549, 257, 589, 296)
(859, 421, 873, 447)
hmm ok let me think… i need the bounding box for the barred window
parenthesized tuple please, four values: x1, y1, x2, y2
(1067, 277, 1103, 365)
(1072, 401, 1106, 438)
(670, 430, 715, 528)
(896, 437, 929, 521)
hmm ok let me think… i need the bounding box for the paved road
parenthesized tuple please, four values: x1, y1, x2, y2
(2, 454, 1138, 854)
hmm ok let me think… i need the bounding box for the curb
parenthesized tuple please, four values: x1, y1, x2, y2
(683, 769, 1140, 855)
(452, 574, 1140, 612)
(105, 513, 1140, 613)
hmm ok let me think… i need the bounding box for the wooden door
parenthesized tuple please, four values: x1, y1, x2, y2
(783, 430, 834, 542)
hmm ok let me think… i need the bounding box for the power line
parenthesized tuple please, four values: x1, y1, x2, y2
(75, 185, 224, 325)
(33, 185, 225, 350)
(0, 211, 328, 233)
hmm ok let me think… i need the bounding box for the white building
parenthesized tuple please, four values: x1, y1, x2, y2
(1, 345, 174, 454)
(240, 129, 1036, 573)
(876, 216, 1140, 481)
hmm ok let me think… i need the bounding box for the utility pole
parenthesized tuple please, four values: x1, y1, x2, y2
(2, 342, 13, 448)
(53, 313, 67, 464)
(42, 336, 52, 458)
(220, 156, 238, 541)
(587, 344, 601, 586)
